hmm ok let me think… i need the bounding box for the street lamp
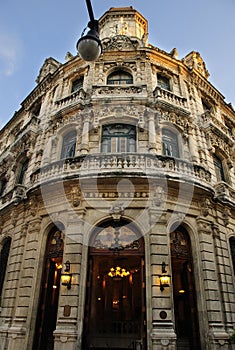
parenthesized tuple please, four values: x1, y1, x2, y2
(76, 0, 102, 61)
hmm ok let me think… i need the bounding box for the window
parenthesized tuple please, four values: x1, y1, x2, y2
(213, 155, 226, 182)
(101, 124, 136, 153)
(229, 237, 235, 274)
(202, 99, 211, 113)
(0, 178, 7, 197)
(162, 129, 179, 158)
(157, 73, 170, 91)
(18, 159, 29, 184)
(71, 77, 83, 93)
(60, 130, 77, 159)
(107, 70, 133, 85)
(0, 237, 11, 299)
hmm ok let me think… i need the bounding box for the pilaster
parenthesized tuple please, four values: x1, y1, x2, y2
(196, 216, 230, 349)
(54, 209, 86, 350)
(7, 217, 43, 350)
(149, 209, 176, 350)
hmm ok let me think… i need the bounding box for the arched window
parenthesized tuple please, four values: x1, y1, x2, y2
(162, 129, 179, 158)
(60, 130, 77, 159)
(101, 124, 136, 153)
(229, 237, 235, 274)
(0, 237, 12, 299)
(107, 70, 133, 85)
(18, 159, 29, 184)
(157, 73, 171, 91)
(213, 155, 226, 182)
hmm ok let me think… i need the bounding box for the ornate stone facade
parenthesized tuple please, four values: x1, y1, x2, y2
(0, 6, 234, 350)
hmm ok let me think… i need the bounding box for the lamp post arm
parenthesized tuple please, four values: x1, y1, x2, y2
(85, 0, 95, 24)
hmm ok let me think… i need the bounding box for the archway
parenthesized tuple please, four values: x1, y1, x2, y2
(170, 226, 201, 350)
(83, 219, 146, 349)
(33, 226, 64, 350)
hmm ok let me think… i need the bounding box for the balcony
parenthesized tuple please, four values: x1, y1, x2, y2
(200, 111, 235, 144)
(30, 153, 212, 189)
(52, 88, 86, 115)
(214, 182, 235, 205)
(154, 87, 189, 116)
(0, 184, 27, 208)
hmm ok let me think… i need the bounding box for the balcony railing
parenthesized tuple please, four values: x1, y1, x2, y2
(200, 111, 234, 142)
(154, 86, 188, 113)
(30, 153, 211, 187)
(214, 182, 235, 204)
(53, 88, 86, 112)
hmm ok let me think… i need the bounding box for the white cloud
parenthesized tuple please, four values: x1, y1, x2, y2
(0, 33, 22, 76)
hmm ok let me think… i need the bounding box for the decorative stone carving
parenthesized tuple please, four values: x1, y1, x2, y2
(183, 51, 210, 79)
(222, 208, 230, 227)
(109, 202, 124, 221)
(36, 57, 61, 83)
(102, 35, 140, 51)
(70, 186, 82, 207)
(152, 186, 166, 207)
(200, 198, 211, 217)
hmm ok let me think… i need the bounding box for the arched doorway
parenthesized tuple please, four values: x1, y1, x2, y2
(83, 219, 146, 349)
(170, 226, 201, 350)
(33, 227, 64, 350)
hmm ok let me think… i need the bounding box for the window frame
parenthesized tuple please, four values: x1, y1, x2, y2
(157, 73, 171, 91)
(71, 77, 84, 93)
(0, 237, 12, 298)
(213, 154, 227, 183)
(60, 130, 77, 159)
(101, 124, 136, 153)
(107, 70, 133, 85)
(162, 128, 180, 158)
(0, 177, 7, 197)
(17, 159, 29, 185)
(229, 237, 235, 274)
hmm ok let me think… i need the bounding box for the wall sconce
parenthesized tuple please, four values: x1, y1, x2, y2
(61, 260, 72, 289)
(159, 262, 171, 291)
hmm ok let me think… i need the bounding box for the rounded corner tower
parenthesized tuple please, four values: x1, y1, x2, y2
(99, 6, 148, 42)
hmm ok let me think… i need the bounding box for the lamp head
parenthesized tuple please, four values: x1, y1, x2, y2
(77, 20, 102, 62)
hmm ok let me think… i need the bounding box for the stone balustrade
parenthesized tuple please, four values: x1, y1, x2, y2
(201, 111, 235, 141)
(154, 86, 188, 111)
(30, 153, 211, 187)
(54, 88, 86, 111)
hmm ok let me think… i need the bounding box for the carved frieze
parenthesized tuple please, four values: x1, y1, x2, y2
(102, 35, 140, 52)
(157, 109, 191, 132)
(93, 85, 146, 97)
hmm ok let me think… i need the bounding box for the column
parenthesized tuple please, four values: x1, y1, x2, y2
(54, 209, 86, 350)
(80, 114, 90, 155)
(149, 209, 176, 350)
(212, 224, 235, 334)
(188, 126, 198, 162)
(196, 216, 229, 349)
(148, 111, 157, 154)
(7, 217, 43, 350)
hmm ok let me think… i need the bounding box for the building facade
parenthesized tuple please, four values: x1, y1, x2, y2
(0, 6, 235, 350)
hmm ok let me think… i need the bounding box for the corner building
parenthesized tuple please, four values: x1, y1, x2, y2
(0, 6, 235, 350)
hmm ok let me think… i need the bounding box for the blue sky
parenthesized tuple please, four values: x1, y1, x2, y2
(0, 0, 235, 128)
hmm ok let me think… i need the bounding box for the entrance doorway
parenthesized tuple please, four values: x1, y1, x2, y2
(170, 226, 201, 350)
(83, 220, 146, 349)
(33, 228, 64, 350)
